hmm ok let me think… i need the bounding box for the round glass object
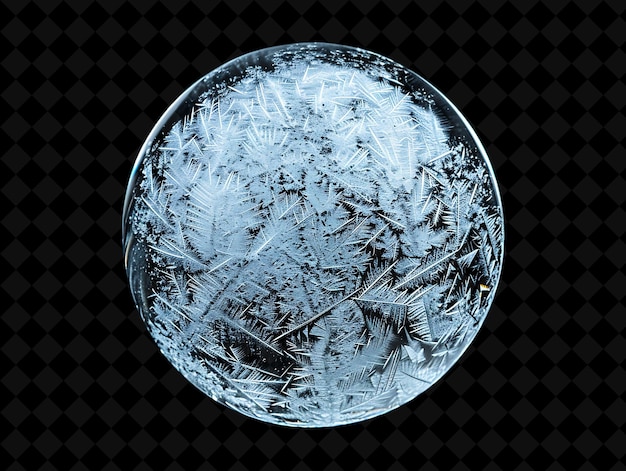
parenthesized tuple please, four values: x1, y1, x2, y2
(123, 43, 504, 427)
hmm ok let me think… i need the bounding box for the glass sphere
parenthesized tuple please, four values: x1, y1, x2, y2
(122, 43, 504, 427)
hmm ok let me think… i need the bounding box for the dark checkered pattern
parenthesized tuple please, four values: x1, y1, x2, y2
(3, 1, 624, 469)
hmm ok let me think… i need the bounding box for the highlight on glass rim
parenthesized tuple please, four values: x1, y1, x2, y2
(122, 43, 504, 427)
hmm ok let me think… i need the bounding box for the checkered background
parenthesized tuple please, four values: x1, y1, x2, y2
(3, 1, 624, 469)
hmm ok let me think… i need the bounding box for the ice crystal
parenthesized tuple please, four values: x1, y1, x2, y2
(123, 43, 504, 427)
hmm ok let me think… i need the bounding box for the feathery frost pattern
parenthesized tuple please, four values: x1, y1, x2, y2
(124, 44, 503, 427)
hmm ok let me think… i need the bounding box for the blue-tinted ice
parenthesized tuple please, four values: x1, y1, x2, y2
(123, 43, 504, 427)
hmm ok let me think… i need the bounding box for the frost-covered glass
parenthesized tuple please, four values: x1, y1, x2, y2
(123, 43, 504, 427)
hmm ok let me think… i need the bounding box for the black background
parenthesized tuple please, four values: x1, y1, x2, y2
(3, 1, 625, 469)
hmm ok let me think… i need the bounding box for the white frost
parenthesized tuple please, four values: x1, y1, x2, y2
(126, 49, 503, 427)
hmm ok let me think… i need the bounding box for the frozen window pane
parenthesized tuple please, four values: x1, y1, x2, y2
(122, 43, 504, 427)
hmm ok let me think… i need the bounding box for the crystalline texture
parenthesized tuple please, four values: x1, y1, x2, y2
(122, 43, 504, 427)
